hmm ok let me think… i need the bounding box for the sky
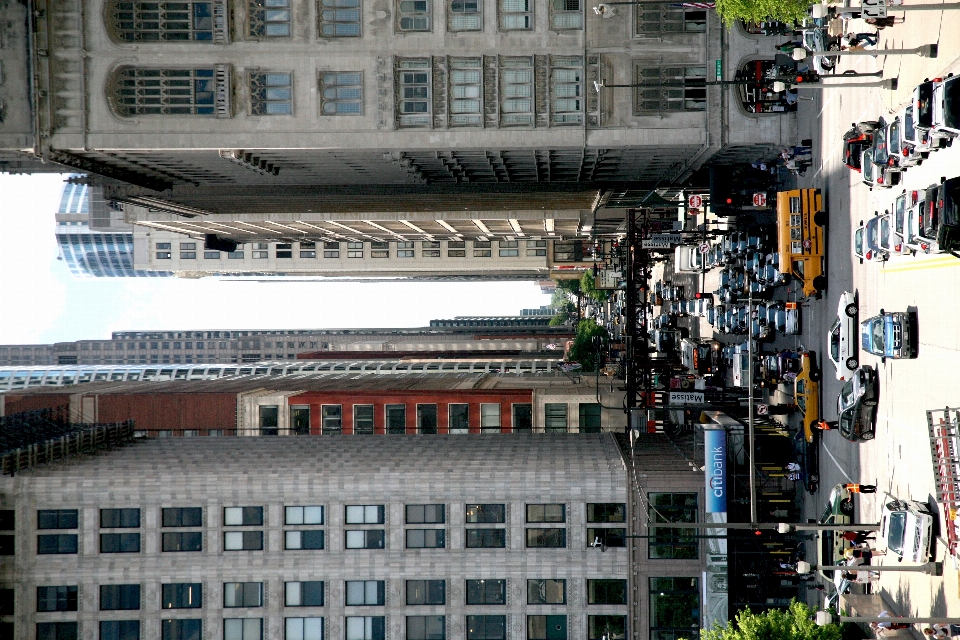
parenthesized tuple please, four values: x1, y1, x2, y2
(0, 173, 553, 346)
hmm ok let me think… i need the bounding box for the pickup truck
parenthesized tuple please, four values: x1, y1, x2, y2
(860, 309, 917, 361)
(881, 498, 935, 563)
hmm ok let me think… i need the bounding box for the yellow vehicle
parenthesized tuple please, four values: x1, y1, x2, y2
(777, 188, 826, 298)
(793, 351, 821, 443)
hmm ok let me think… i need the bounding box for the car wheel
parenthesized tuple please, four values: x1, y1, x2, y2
(845, 303, 857, 317)
(861, 430, 875, 441)
(840, 498, 854, 514)
(810, 369, 821, 382)
(846, 357, 859, 370)
(814, 211, 827, 226)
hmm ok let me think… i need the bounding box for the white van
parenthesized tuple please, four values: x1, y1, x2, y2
(881, 499, 935, 563)
(674, 245, 703, 273)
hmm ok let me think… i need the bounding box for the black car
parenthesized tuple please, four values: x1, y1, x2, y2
(843, 123, 874, 172)
(932, 177, 960, 252)
(837, 365, 879, 442)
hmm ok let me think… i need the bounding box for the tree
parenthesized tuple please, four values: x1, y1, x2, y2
(715, 0, 811, 28)
(701, 601, 843, 640)
(566, 320, 609, 372)
(580, 270, 609, 303)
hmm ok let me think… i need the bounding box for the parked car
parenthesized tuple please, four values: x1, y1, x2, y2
(932, 73, 960, 138)
(861, 309, 917, 361)
(877, 208, 912, 257)
(912, 79, 952, 145)
(929, 177, 960, 252)
(906, 189, 936, 254)
(802, 27, 838, 74)
(900, 104, 934, 162)
(794, 351, 821, 443)
(759, 301, 800, 335)
(860, 147, 899, 189)
(853, 217, 888, 263)
(884, 117, 906, 172)
(828, 291, 859, 380)
(837, 365, 879, 442)
(843, 123, 874, 172)
(881, 498, 935, 563)
(817, 484, 854, 579)
(653, 313, 675, 330)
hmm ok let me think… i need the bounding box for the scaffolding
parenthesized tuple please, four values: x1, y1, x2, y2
(927, 406, 960, 556)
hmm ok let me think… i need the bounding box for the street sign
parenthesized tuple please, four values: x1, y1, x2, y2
(595, 269, 622, 290)
(641, 234, 683, 249)
(688, 207, 700, 216)
(757, 404, 769, 415)
(715, 59, 722, 82)
(669, 391, 705, 405)
(699, 242, 710, 254)
(862, 0, 887, 18)
(752, 192, 767, 207)
(688, 194, 703, 208)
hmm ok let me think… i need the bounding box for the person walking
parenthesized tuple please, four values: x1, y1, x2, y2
(844, 483, 877, 493)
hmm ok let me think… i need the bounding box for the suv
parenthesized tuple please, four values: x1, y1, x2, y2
(843, 122, 876, 171)
(861, 309, 917, 361)
(930, 177, 960, 252)
(881, 498, 935, 563)
(932, 74, 960, 139)
(837, 365, 878, 442)
(912, 79, 952, 145)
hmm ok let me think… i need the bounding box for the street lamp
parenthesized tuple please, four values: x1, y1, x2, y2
(792, 43, 938, 60)
(815, 611, 960, 626)
(777, 522, 880, 533)
(796, 560, 944, 575)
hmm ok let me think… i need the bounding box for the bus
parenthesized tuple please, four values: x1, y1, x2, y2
(776, 188, 826, 298)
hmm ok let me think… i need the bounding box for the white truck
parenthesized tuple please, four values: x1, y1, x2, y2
(674, 245, 703, 273)
(881, 498, 935, 563)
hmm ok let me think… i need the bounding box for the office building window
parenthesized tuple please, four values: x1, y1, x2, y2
(162, 583, 202, 609)
(465, 580, 505, 605)
(286, 581, 324, 607)
(525, 528, 566, 548)
(277, 243, 294, 258)
(473, 240, 491, 257)
(346, 505, 384, 524)
(407, 580, 445, 605)
(111, 67, 220, 116)
(467, 616, 506, 640)
(224, 582, 263, 607)
(466, 528, 505, 548)
(320, 0, 362, 35)
(588, 616, 626, 640)
(291, 406, 311, 435)
(180, 242, 196, 250)
(649, 578, 698, 640)
(480, 403, 501, 432)
(161, 619, 202, 640)
(228, 250, 244, 258)
(101, 532, 141, 553)
(347, 617, 385, 640)
(386, 404, 407, 434)
(286, 506, 324, 525)
(587, 580, 626, 605)
(345, 529, 385, 549)
(260, 405, 279, 435)
(286, 530, 325, 549)
(37, 586, 78, 612)
(499, 0, 531, 28)
(551, 57, 583, 124)
(398, 0, 431, 30)
(527, 504, 565, 523)
(634, 66, 706, 113)
(37, 534, 78, 554)
(449, 404, 469, 433)
(156, 242, 172, 250)
(38, 509, 78, 529)
(101, 584, 141, 610)
(320, 72, 363, 114)
(323, 241, 340, 258)
(250, 72, 292, 114)
(587, 504, 625, 523)
(398, 241, 415, 257)
(579, 402, 601, 433)
(322, 405, 342, 434)
(499, 57, 534, 125)
(449, 0, 481, 30)
(162, 531, 203, 552)
(407, 616, 446, 640)
(346, 581, 385, 606)
(225, 507, 263, 526)
(225, 618, 262, 640)
(371, 241, 390, 258)
(285, 618, 323, 640)
(466, 504, 504, 523)
(348, 242, 364, 258)
(528, 616, 567, 640)
(205, 250, 221, 259)
(164, 507, 203, 527)
(250, 0, 291, 36)
(406, 529, 445, 548)
(101, 508, 141, 528)
(648, 493, 698, 559)
(100, 620, 140, 640)
(397, 59, 431, 126)
(450, 58, 482, 126)
(110, 1, 216, 41)
(353, 404, 373, 435)
(406, 505, 445, 524)
(550, 0, 581, 28)
(224, 531, 264, 550)
(36, 622, 78, 640)
(635, 4, 705, 33)
(544, 403, 568, 432)
(513, 404, 533, 430)
(526, 240, 547, 256)
(417, 404, 438, 434)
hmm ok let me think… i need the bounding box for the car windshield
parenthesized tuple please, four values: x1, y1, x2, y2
(870, 320, 885, 353)
(879, 216, 891, 248)
(839, 408, 854, 437)
(839, 378, 856, 408)
(873, 127, 888, 164)
(830, 320, 841, 360)
(904, 109, 916, 141)
(866, 218, 880, 249)
(944, 79, 960, 129)
(887, 512, 906, 555)
(895, 196, 906, 231)
(862, 150, 874, 180)
(916, 82, 933, 126)
(889, 119, 901, 151)
(854, 228, 864, 255)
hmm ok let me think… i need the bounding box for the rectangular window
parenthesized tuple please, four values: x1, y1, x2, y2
(544, 403, 568, 432)
(285, 618, 323, 640)
(286, 530, 325, 550)
(406, 529, 445, 548)
(162, 531, 202, 552)
(371, 241, 390, 258)
(467, 616, 506, 640)
(101, 532, 141, 553)
(499, 0, 531, 28)
(348, 242, 364, 258)
(551, 57, 583, 124)
(587, 504, 625, 523)
(407, 617, 446, 640)
(525, 528, 566, 548)
(320, 0, 362, 35)
(449, 0, 481, 30)
(301, 250, 317, 258)
(354, 405, 375, 434)
(162, 583, 202, 609)
(386, 404, 407, 434)
(180, 251, 197, 259)
(321, 72, 363, 115)
(99, 620, 140, 640)
(224, 582, 263, 607)
(448, 249, 466, 257)
(161, 619, 202, 640)
(398, 0, 431, 30)
(204, 250, 221, 259)
(322, 405, 342, 434)
(224, 618, 262, 640)
(291, 406, 311, 435)
(397, 60, 431, 126)
(587, 528, 626, 548)
(480, 403, 501, 432)
(588, 616, 626, 640)
(224, 531, 264, 550)
(225, 507, 264, 526)
(37, 586, 78, 612)
(250, 72, 293, 115)
(260, 405, 279, 436)
(285, 581, 325, 607)
(38, 509, 78, 529)
(417, 404, 438, 434)
(465, 580, 506, 605)
(406, 505, 445, 524)
(448, 404, 469, 433)
(347, 617, 385, 640)
(465, 528, 506, 548)
(649, 578, 699, 640)
(577, 403, 602, 433)
(499, 249, 518, 257)
(449, 58, 482, 126)
(550, 0, 581, 28)
(465, 504, 505, 523)
(156, 242, 172, 250)
(101, 508, 141, 528)
(323, 241, 340, 258)
(527, 504, 565, 523)
(277, 243, 294, 258)
(345, 529, 385, 549)
(513, 404, 533, 430)
(406, 580, 446, 605)
(250, 0, 291, 36)
(498, 57, 533, 125)
(37, 534, 78, 554)
(527, 579, 565, 605)
(345, 505, 384, 524)
(36, 622, 78, 640)
(346, 581, 385, 606)
(397, 241, 415, 258)
(587, 580, 626, 605)
(286, 506, 324, 525)
(229, 250, 245, 259)
(635, 4, 705, 33)
(635, 66, 706, 113)
(253, 251, 269, 259)
(648, 493, 698, 559)
(101, 584, 141, 610)
(528, 616, 567, 640)
(180, 242, 196, 250)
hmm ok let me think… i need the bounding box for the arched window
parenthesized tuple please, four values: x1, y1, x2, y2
(110, 67, 220, 116)
(108, 1, 220, 42)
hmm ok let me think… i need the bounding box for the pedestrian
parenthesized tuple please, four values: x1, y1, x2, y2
(786, 462, 801, 472)
(777, 40, 801, 52)
(844, 483, 877, 493)
(872, 611, 912, 633)
(792, 145, 812, 157)
(817, 419, 837, 431)
(851, 32, 879, 46)
(865, 16, 902, 28)
(842, 530, 875, 544)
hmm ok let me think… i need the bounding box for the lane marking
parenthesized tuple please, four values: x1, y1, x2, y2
(820, 442, 854, 484)
(883, 255, 960, 272)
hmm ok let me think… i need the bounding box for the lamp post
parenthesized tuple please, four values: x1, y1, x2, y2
(792, 44, 938, 60)
(815, 611, 960, 626)
(777, 522, 881, 533)
(796, 560, 944, 575)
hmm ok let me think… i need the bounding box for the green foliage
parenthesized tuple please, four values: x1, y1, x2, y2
(715, 0, 811, 28)
(548, 312, 569, 326)
(580, 270, 609, 303)
(566, 320, 609, 372)
(701, 601, 843, 640)
(556, 278, 581, 294)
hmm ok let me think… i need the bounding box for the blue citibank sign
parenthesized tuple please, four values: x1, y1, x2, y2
(704, 428, 727, 513)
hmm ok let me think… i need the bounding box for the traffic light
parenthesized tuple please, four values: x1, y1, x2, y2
(794, 70, 820, 84)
